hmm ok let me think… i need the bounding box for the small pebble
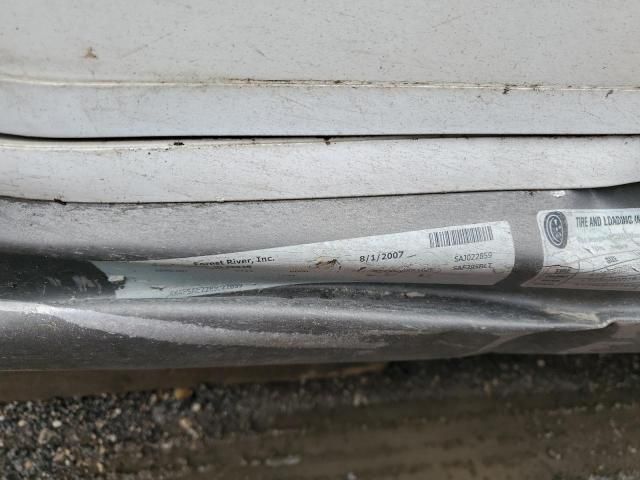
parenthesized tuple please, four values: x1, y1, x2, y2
(173, 388, 193, 400)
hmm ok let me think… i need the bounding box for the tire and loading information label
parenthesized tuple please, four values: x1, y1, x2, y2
(94, 221, 515, 299)
(523, 208, 640, 291)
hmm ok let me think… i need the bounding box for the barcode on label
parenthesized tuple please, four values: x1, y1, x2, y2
(429, 225, 494, 248)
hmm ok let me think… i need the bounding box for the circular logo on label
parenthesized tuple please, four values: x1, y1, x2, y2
(543, 211, 568, 248)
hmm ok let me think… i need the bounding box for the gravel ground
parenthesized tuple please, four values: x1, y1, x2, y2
(2, 355, 640, 479)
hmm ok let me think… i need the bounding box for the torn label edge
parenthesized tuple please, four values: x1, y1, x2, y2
(94, 221, 515, 299)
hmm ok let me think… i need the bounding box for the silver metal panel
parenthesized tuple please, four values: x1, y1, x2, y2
(0, 186, 638, 369)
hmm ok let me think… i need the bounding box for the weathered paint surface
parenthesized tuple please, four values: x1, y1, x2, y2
(2, 80, 640, 137)
(2, 0, 640, 136)
(4, 0, 639, 84)
(3, 136, 639, 202)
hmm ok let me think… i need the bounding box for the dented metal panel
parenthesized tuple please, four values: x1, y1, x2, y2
(1, 185, 639, 369)
(2, 0, 640, 369)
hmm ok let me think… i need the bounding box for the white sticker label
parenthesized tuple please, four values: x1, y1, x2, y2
(523, 209, 640, 290)
(94, 221, 515, 299)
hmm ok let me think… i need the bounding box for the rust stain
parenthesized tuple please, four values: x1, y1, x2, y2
(84, 47, 98, 60)
(314, 258, 340, 270)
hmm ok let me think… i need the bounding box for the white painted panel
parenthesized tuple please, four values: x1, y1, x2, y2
(1, 0, 640, 136)
(3, 0, 639, 85)
(2, 81, 640, 138)
(2, 136, 638, 203)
